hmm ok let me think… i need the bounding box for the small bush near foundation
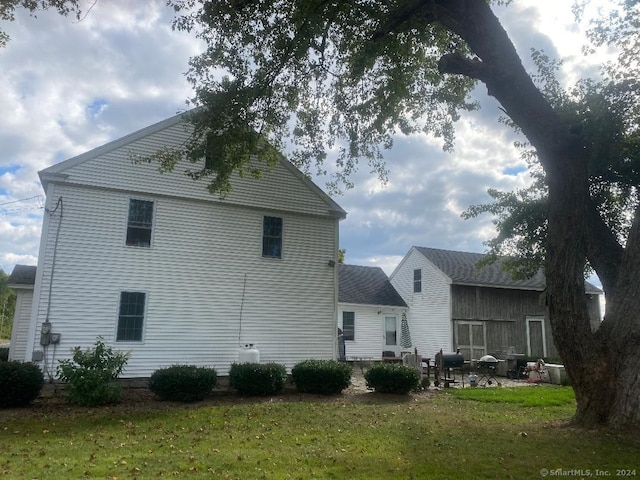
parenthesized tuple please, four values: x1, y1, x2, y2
(229, 362, 287, 396)
(149, 365, 218, 402)
(291, 359, 352, 395)
(364, 363, 421, 394)
(0, 361, 44, 407)
(57, 339, 129, 406)
(0, 347, 9, 362)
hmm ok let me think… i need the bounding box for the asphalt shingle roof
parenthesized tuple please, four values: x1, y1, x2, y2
(339, 264, 407, 307)
(8, 265, 37, 286)
(415, 246, 601, 294)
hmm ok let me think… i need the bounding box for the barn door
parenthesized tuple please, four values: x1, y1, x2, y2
(455, 321, 485, 361)
(526, 316, 547, 357)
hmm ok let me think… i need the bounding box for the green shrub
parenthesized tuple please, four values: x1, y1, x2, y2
(364, 363, 421, 394)
(149, 365, 218, 402)
(0, 361, 44, 407)
(0, 347, 9, 362)
(291, 359, 352, 395)
(56, 338, 130, 406)
(229, 362, 287, 396)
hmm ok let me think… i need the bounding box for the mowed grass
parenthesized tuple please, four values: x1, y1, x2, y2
(0, 386, 638, 479)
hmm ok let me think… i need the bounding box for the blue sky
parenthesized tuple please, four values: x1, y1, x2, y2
(0, 1, 610, 283)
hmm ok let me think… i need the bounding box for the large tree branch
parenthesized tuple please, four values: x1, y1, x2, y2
(585, 201, 624, 297)
(437, 53, 490, 83)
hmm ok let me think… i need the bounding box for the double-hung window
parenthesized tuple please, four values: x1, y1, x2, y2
(413, 268, 422, 293)
(342, 311, 355, 341)
(126, 199, 154, 247)
(262, 216, 283, 258)
(117, 291, 146, 342)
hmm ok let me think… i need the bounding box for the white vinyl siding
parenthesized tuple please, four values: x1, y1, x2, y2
(337, 304, 406, 360)
(49, 119, 338, 219)
(8, 289, 33, 361)
(390, 248, 452, 359)
(27, 181, 339, 377)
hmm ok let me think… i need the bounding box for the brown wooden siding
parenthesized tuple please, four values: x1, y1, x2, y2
(451, 285, 601, 360)
(452, 285, 546, 321)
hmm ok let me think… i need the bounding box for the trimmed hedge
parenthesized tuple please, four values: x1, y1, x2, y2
(149, 365, 218, 402)
(0, 361, 44, 408)
(0, 347, 9, 362)
(229, 362, 287, 396)
(291, 359, 352, 395)
(364, 363, 421, 394)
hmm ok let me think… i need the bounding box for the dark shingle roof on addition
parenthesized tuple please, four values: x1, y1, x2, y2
(339, 264, 407, 307)
(414, 246, 601, 294)
(8, 265, 37, 287)
(415, 246, 546, 290)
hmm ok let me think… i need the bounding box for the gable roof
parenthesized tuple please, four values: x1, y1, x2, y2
(339, 264, 407, 307)
(8, 265, 37, 288)
(38, 111, 346, 220)
(414, 246, 602, 294)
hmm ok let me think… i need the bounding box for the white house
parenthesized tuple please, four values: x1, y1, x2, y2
(7, 265, 36, 362)
(338, 264, 408, 360)
(390, 246, 602, 362)
(11, 112, 346, 378)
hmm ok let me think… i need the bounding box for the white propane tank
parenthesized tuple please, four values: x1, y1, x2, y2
(238, 343, 260, 363)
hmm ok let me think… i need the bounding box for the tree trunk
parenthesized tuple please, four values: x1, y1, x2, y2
(435, 0, 640, 429)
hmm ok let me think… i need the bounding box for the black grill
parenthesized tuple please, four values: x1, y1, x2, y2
(434, 349, 465, 387)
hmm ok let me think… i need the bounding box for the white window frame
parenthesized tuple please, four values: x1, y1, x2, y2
(116, 291, 147, 343)
(342, 311, 355, 341)
(525, 316, 547, 357)
(413, 268, 422, 293)
(125, 198, 155, 248)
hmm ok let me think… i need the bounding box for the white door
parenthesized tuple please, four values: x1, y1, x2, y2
(383, 315, 400, 357)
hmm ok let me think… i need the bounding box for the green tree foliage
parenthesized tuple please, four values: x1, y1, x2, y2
(165, 0, 478, 195)
(0, 0, 83, 47)
(463, 51, 640, 280)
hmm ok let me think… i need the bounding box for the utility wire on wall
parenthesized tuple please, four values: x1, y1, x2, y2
(42, 197, 63, 381)
(45, 197, 63, 323)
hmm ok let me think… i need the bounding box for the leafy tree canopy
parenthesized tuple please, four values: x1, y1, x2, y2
(0, 0, 83, 47)
(464, 50, 640, 279)
(165, 0, 484, 195)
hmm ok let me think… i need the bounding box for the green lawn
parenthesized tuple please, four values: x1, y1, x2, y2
(0, 386, 638, 479)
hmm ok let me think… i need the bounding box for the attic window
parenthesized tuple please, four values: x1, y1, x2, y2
(414, 269, 422, 293)
(262, 216, 282, 258)
(126, 199, 154, 247)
